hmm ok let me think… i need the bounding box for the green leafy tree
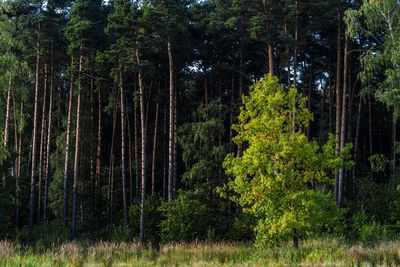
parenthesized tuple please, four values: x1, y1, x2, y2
(222, 75, 351, 247)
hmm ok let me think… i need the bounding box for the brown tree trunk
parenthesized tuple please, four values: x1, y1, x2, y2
(63, 57, 74, 227)
(119, 64, 129, 226)
(107, 94, 117, 228)
(167, 38, 175, 201)
(151, 102, 159, 196)
(95, 87, 101, 221)
(392, 113, 396, 179)
(334, 3, 342, 203)
(28, 26, 41, 239)
(43, 70, 53, 224)
(71, 53, 84, 240)
(136, 47, 146, 244)
(293, 1, 299, 88)
(2, 75, 12, 188)
(134, 85, 140, 201)
(268, 43, 274, 75)
(368, 96, 373, 156)
(38, 62, 48, 224)
(338, 37, 348, 206)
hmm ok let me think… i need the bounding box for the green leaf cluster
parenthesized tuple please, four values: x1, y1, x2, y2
(222, 75, 347, 246)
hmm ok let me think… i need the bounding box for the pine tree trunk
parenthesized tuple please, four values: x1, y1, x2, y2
(38, 62, 48, 224)
(136, 47, 146, 244)
(151, 102, 159, 195)
(392, 114, 396, 179)
(334, 3, 342, 202)
(268, 43, 274, 75)
(2, 75, 12, 188)
(127, 109, 133, 204)
(119, 64, 129, 226)
(338, 37, 348, 206)
(134, 87, 140, 201)
(107, 95, 117, 228)
(173, 90, 178, 196)
(63, 57, 74, 227)
(43, 70, 53, 224)
(71, 53, 84, 240)
(95, 87, 101, 224)
(293, 1, 298, 88)
(369, 96, 373, 156)
(167, 38, 175, 201)
(28, 27, 41, 240)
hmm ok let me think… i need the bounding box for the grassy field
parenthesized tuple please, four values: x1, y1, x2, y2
(1, 238, 400, 266)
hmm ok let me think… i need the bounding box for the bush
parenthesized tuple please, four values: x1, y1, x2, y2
(128, 195, 162, 243)
(159, 191, 207, 243)
(352, 210, 393, 243)
(228, 212, 255, 241)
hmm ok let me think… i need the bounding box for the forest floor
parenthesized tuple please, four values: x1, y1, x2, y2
(1, 238, 400, 266)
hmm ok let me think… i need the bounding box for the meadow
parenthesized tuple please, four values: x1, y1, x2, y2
(1, 238, 400, 266)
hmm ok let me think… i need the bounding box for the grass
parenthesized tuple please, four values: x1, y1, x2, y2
(1, 238, 400, 266)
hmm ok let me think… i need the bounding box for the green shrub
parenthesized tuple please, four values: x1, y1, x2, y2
(352, 210, 393, 243)
(229, 213, 255, 241)
(159, 191, 207, 243)
(110, 224, 131, 243)
(129, 195, 162, 243)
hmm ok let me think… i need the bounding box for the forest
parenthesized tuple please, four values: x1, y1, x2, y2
(0, 0, 400, 265)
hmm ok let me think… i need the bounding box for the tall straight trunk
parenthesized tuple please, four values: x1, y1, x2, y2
(368, 96, 373, 156)
(338, 37, 348, 206)
(167, 38, 175, 201)
(2, 75, 12, 188)
(204, 79, 208, 107)
(173, 90, 178, 196)
(13, 97, 22, 228)
(151, 102, 159, 196)
(392, 113, 396, 179)
(95, 87, 101, 222)
(28, 27, 41, 239)
(136, 47, 146, 244)
(90, 78, 95, 218)
(38, 62, 48, 223)
(352, 95, 362, 185)
(163, 101, 167, 199)
(119, 64, 129, 226)
(268, 43, 274, 75)
(293, 1, 299, 87)
(71, 53, 83, 240)
(134, 88, 140, 201)
(127, 110, 133, 204)
(107, 95, 117, 228)
(63, 57, 74, 227)
(237, 54, 244, 156)
(334, 3, 342, 202)
(43, 72, 53, 224)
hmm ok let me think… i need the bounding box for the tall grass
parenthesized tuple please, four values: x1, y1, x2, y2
(1, 238, 400, 266)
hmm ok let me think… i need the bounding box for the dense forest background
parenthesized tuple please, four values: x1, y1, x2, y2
(0, 0, 399, 246)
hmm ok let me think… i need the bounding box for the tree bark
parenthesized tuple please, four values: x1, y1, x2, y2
(151, 102, 159, 196)
(338, 37, 348, 206)
(2, 75, 12, 188)
(167, 38, 175, 201)
(28, 26, 41, 240)
(63, 57, 74, 227)
(38, 62, 48, 224)
(136, 47, 146, 244)
(95, 86, 101, 224)
(119, 64, 129, 226)
(268, 43, 274, 75)
(334, 3, 342, 203)
(107, 94, 117, 228)
(43, 71, 53, 224)
(71, 53, 84, 240)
